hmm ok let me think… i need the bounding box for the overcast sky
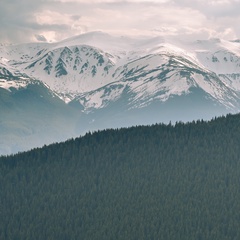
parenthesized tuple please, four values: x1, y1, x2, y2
(1, 0, 240, 43)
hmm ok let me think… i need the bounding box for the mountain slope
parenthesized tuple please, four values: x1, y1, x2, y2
(1, 32, 240, 106)
(1, 32, 240, 154)
(0, 73, 81, 155)
(1, 114, 240, 239)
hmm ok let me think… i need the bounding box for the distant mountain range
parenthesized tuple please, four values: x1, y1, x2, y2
(1, 31, 240, 155)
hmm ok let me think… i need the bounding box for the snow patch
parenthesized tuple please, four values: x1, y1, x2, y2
(0, 79, 28, 91)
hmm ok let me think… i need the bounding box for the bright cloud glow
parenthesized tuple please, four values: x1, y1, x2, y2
(0, 0, 239, 43)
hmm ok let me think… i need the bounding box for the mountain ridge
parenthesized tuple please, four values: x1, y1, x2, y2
(1, 31, 240, 154)
(1, 113, 240, 239)
(1, 32, 240, 106)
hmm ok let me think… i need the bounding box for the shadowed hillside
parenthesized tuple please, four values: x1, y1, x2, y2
(1, 113, 240, 239)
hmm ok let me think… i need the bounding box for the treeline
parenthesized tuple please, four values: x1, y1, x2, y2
(1, 114, 240, 239)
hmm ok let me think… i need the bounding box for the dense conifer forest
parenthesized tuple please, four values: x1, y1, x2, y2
(1, 114, 240, 239)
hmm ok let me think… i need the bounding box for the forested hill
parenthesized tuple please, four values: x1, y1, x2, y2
(1, 114, 240, 240)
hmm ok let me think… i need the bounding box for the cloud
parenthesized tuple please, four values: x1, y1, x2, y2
(70, 15, 82, 21)
(0, 0, 50, 42)
(0, 0, 239, 43)
(35, 34, 47, 42)
(171, 0, 240, 19)
(171, 0, 240, 39)
(56, 0, 169, 2)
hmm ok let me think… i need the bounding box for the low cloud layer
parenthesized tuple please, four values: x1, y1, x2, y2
(1, 0, 240, 43)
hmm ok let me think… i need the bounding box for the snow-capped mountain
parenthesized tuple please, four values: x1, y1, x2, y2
(1, 31, 240, 154)
(1, 32, 240, 109)
(0, 64, 81, 155)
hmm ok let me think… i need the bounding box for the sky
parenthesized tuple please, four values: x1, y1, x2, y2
(1, 0, 240, 43)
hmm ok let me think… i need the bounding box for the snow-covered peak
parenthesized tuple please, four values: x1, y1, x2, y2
(1, 31, 240, 106)
(55, 31, 167, 53)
